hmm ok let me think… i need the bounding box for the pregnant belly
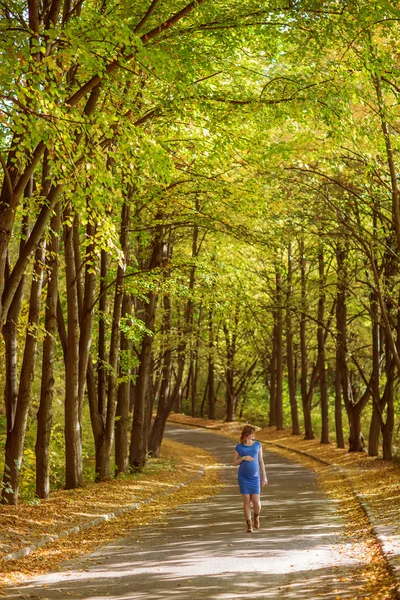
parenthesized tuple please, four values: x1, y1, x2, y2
(239, 462, 258, 478)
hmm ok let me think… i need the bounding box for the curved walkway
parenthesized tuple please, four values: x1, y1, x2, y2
(6, 425, 377, 599)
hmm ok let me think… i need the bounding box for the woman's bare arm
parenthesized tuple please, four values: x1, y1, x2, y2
(233, 450, 253, 466)
(258, 445, 268, 486)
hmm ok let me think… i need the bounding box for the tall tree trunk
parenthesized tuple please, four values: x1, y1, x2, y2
(381, 350, 394, 461)
(300, 238, 314, 440)
(200, 379, 209, 418)
(275, 265, 284, 430)
(187, 303, 202, 418)
(63, 204, 83, 489)
(97, 203, 130, 480)
(2, 193, 30, 443)
(130, 221, 163, 469)
(318, 245, 329, 444)
(368, 288, 381, 457)
(188, 361, 195, 416)
(115, 293, 132, 476)
(2, 240, 45, 504)
(336, 243, 367, 452)
(97, 250, 108, 425)
(35, 202, 61, 498)
(66, 216, 97, 483)
(286, 243, 300, 435)
(334, 242, 345, 449)
(269, 322, 277, 427)
(146, 352, 156, 435)
(224, 308, 238, 423)
(78, 220, 97, 413)
(129, 295, 158, 469)
(1, 184, 31, 503)
(148, 294, 172, 457)
(87, 247, 108, 479)
(207, 306, 215, 419)
(334, 350, 345, 449)
(191, 311, 201, 418)
(225, 364, 235, 422)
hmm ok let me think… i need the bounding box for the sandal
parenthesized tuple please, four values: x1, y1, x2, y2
(254, 513, 260, 529)
(246, 519, 253, 533)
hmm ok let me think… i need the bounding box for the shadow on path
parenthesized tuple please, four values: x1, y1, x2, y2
(6, 425, 371, 599)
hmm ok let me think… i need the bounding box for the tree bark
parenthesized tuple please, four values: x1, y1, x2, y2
(269, 321, 277, 427)
(129, 295, 158, 469)
(336, 243, 367, 452)
(300, 238, 314, 440)
(207, 306, 216, 419)
(35, 202, 61, 498)
(275, 265, 284, 431)
(318, 245, 329, 444)
(130, 221, 163, 469)
(334, 349, 345, 449)
(115, 293, 133, 476)
(96, 203, 130, 479)
(0, 143, 45, 322)
(224, 309, 238, 422)
(381, 350, 394, 461)
(368, 288, 381, 457)
(149, 216, 199, 448)
(63, 203, 83, 489)
(1, 184, 31, 504)
(191, 307, 201, 417)
(333, 242, 345, 449)
(2, 240, 45, 504)
(97, 250, 108, 423)
(148, 294, 172, 458)
(286, 243, 300, 435)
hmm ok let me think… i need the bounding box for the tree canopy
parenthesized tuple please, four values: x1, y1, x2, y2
(2, 0, 400, 504)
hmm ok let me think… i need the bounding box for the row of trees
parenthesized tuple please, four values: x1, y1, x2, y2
(2, 0, 400, 505)
(0, 0, 289, 504)
(257, 6, 400, 461)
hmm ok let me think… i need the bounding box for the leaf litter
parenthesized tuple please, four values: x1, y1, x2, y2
(0, 438, 223, 592)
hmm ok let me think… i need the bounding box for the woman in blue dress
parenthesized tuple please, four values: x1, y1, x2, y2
(233, 425, 268, 532)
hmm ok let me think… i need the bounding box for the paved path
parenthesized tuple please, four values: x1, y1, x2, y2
(7, 425, 372, 599)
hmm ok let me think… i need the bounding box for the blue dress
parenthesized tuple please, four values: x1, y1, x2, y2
(236, 440, 261, 494)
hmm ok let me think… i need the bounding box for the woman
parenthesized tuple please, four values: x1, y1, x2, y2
(233, 425, 268, 533)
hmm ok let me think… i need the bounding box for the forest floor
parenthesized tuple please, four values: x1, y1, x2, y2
(0, 438, 222, 593)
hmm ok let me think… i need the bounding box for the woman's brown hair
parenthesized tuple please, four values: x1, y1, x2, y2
(240, 425, 256, 443)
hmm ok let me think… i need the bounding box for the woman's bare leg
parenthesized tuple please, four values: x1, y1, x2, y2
(252, 493, 261, 528)
(242, 494, 251, 521)
(252, 493, 261, 515)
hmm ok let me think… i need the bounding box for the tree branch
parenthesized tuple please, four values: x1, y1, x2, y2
(134, 0, 161, 34)
(0, 153, 14, 204)
(67, 0, 208, 106)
